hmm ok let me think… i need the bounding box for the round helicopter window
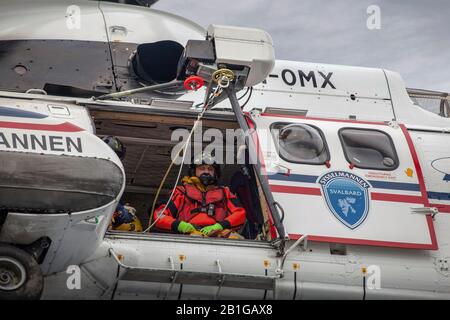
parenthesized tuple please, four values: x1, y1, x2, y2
(275, 123, 329, 164)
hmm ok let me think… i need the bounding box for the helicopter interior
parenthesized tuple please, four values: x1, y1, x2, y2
(91, 108, 272, 241)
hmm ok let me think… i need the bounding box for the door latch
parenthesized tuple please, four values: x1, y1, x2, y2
(410, 207, 439, 218)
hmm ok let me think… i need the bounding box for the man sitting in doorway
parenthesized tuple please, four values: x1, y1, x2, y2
(152, 152, 246, 238)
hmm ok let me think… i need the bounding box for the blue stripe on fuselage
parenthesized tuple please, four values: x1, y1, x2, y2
(367, 180, 421, 191)
(0, 106, 47, 119)
(268, 172, 421, 192)
(428, 191, 450, 201)
(268, 173, 318, 183)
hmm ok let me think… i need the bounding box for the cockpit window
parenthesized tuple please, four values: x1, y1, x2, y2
(271, 123, 329, 165)
(339, 128, 399, 170)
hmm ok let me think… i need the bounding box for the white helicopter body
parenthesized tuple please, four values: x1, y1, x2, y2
(0, 1, 449, 300)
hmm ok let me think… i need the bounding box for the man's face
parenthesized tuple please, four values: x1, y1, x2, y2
(195, 164, 215, 178)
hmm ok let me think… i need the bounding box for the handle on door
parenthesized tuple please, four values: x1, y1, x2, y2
(109, 25, 128, 35)
(270, 162, 291, 176)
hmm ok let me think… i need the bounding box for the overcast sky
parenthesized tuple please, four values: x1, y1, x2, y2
(153, 0, 449, 92)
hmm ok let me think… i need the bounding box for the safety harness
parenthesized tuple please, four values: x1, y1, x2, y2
(177, 184, 228, 223)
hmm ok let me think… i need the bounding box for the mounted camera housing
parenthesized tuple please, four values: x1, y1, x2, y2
(177, 24, 275, 90)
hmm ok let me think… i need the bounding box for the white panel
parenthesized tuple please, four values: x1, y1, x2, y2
(100, 3, 205, 45)
(276, 192, 431, 245)
(254, 60, 391, 99)
(385, 70, 450, 128)
(411, 131, 450, 208)
(246, 89, 394, 122)
(253, 114, 434, 248)
(0, 0, 108, 41)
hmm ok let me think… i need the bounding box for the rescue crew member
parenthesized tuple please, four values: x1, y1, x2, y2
(110, 202, 142, 232)
(153, 153, 246, 237)
(102, 136, 143, 232)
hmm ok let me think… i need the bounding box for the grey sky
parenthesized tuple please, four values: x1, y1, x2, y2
(153, 0, 449, 92)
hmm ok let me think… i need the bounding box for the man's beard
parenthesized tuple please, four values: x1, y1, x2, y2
(199, 173, 217, 186)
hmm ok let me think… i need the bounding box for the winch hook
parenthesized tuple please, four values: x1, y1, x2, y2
(212, 69, 235, 88)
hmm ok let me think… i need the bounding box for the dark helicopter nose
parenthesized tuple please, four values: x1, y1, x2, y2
(0, 152, 124, 214)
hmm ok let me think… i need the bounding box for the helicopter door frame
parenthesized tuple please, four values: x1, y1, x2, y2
(246, 115, 284, 240)
(248, 111, 438, 250)
(92, 101, 282, 245)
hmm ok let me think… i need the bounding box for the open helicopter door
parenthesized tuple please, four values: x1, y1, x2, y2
(248, 111, 437, 250)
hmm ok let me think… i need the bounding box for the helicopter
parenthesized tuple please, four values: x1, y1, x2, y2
(0, 0, 449, 300)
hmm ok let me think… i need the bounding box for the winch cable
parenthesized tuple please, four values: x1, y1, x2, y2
(143, 81, 222, 233)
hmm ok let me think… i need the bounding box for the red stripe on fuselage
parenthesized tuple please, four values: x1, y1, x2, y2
(370, 192, 424, 204)
(246, 114, 278, 239)
(399, 124, 429, 205)
(0, 121, 83, 132)
(400, 124, 437, 249)
(430, 204, 450, 213)
(269, 184, 424, 204)
(269, 185, 322, 196)
(289, 233, 436, 250)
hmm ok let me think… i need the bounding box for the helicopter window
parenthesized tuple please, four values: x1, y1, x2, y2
(271, 123, 329, 165)
(339, 128, 399, 170)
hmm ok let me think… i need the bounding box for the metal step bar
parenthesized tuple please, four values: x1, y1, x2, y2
(108, 248, 278, 299)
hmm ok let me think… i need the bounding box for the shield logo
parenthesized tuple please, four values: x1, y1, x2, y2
(318, 171, 370, 229)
